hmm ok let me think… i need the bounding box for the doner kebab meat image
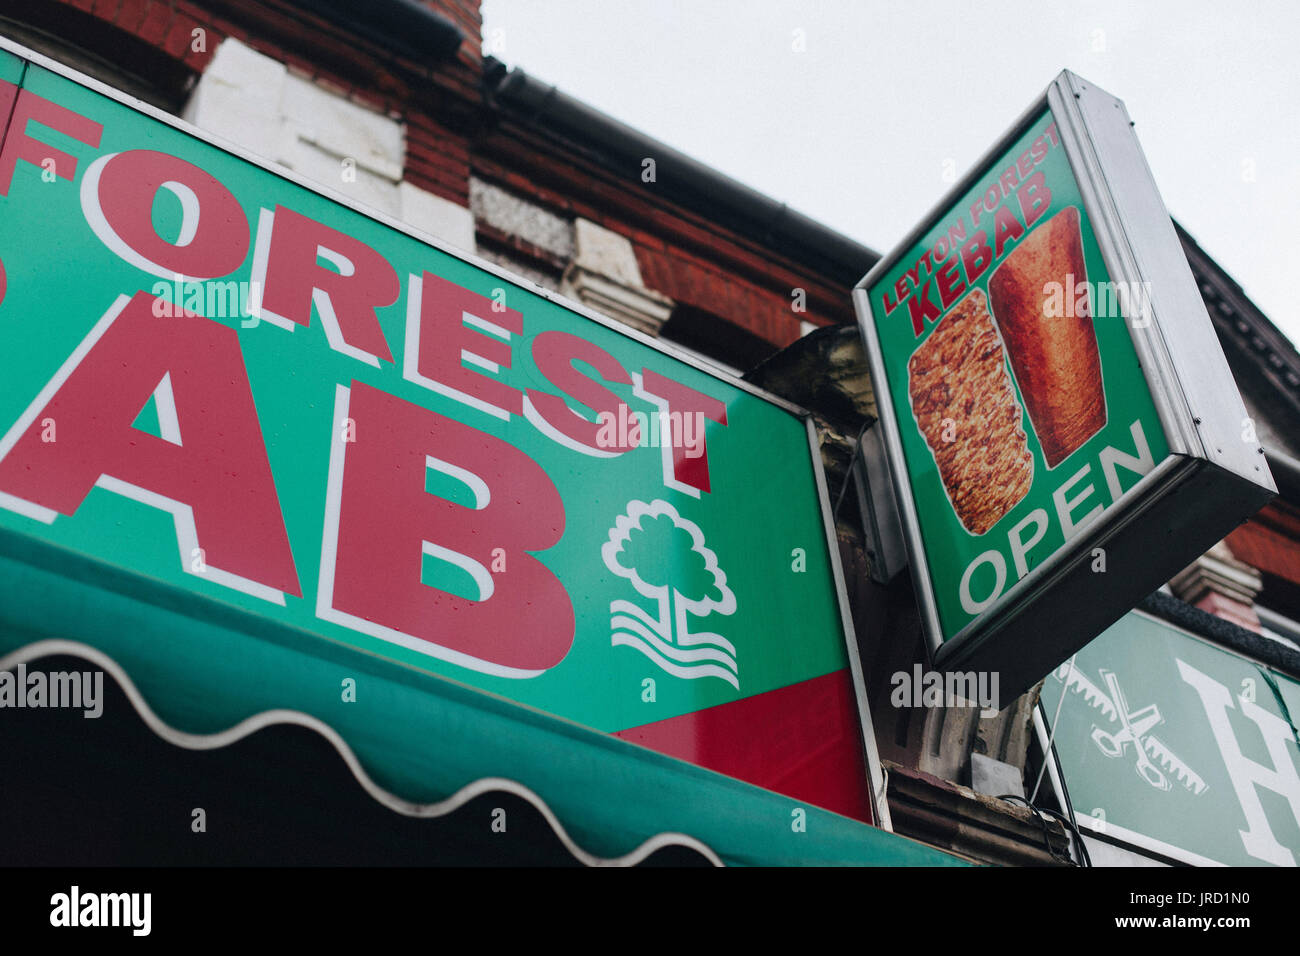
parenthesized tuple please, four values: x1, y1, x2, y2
(907, 287, 1034, 536)
(988, 205, 1107, 468)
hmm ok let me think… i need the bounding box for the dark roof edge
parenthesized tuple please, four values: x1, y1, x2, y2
(483, 56, 881, 286)
(1141, 590, 1300, 678)
(288, 0, 464, 63)
(1175, 219, 1300, 411)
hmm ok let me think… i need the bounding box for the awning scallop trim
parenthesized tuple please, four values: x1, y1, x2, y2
(0, 638, 725, 867)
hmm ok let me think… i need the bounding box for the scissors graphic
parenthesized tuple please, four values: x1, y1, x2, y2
(1053, 662, 1208, 796)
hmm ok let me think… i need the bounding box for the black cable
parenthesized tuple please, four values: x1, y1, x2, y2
(1045, 715, 1093, 868)
(996, 793, 1074, 865)
(1036, 806, 1093, 868)
(1032, 699, 1093, 867)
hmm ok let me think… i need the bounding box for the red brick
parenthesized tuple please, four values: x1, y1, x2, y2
(162, 14, 202, 58)
(200, 10, 246, 38)
(634, 244, 805, 345)
(428, 0, 482, 46)
(136, 1, 171, 44)
(312, 73, 350, 99)
(1228, 520, 1300, 584)
(407, 120, 467, 145)
(411, 180, 465, 207)
(91, 0, 122, 19)
(277, 49, 318, 77)
(624, 225, 662, 250)
(350, 88, 390, 114)
(405, 162, 468, 190)
(406, 153, 468, 177)
(113, 0, 149, 32)
(475, 127, 860, 328)
(183, 32, 218, 72)
(408, 136, 471, 164)
(408, 176, 468, 203)
(407, 146, 467, 169)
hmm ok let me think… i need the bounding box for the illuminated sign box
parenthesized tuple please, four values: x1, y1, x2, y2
(853, 71, 1276, 698)
(0, 40, 881, 822)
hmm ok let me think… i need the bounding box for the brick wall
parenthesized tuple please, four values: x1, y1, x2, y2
(406, 111, 472, 209)
(47, 0, 223, 74)
(1229, 501, 1300, 587)
(24, 0, 478, 214)
(472, 125, 852, 348)
(423, 0, 481, 61)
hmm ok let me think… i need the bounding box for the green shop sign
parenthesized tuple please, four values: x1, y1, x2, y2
(0, 43, 880, 822)
(1041, 611, 1300, 867)
(854, 71, 1275, 697)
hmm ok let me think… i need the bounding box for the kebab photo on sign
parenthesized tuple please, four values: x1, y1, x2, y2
(907, 204, 1107, 536)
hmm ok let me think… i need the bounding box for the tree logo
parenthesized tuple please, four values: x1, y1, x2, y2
(602, 499, 738, 688)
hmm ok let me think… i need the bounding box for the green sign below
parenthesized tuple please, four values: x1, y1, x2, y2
(1042, 611, 1300, 867)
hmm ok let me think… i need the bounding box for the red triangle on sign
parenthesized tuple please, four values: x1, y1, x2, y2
(614, 669, 873, 824)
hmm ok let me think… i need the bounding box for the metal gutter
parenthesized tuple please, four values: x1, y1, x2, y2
(288, 0, 464, 63)
(1265, 445, 1300, 500)
(483, 56, 880, 286)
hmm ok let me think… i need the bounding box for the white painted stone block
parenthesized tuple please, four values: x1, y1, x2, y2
(183, 38, 475, 254)
(283, 135, 401, 217)
(399, 181, 475, 252)
(468, 177, 572, 259)
(572, 218, 644, 287)
(182, 38, 289, 165)
(281, 72, 403, 181)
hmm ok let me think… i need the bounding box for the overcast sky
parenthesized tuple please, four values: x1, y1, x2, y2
(480, 0, 1300, 348)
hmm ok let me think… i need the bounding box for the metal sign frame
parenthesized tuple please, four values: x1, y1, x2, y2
(0, 34, 892, 830)
(853, 70, 1275, 698)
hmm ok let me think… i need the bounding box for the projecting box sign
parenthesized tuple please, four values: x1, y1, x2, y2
(0, 42, 878, 822)
(853, 71, 1276, 697)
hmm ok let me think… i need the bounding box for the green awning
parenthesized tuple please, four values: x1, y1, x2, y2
(0, 530, 963, 866)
